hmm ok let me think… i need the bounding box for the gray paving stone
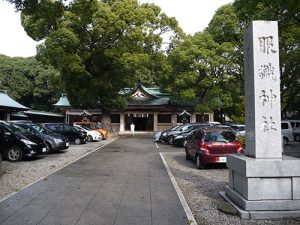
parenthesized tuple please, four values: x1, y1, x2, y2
(0, 137, 188, 225)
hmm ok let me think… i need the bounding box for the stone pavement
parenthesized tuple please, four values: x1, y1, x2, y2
(0, 137, 188, 225)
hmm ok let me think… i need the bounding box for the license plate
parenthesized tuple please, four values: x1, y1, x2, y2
(219, 157, 226, 162)
(42, 148, 46, 152)
(66, 143, 69, 147)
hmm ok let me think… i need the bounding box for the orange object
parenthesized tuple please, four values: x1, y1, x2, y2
(73, 122, 108, 139)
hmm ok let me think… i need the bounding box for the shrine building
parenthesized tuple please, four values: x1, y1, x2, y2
(55, 83, 213, 132)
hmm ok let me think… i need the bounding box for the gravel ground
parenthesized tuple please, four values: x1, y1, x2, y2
(163, 151, 300, 225)
(0, 138, 116, 200)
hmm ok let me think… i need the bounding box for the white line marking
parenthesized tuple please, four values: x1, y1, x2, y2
(159, 152, 198, 225)
(155, 141, 159, 149)
(0, 138, 118, 203)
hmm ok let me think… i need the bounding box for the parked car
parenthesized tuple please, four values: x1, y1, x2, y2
(73, 122, 108, 139)
(172, 124, 211, 147)
(216, 125, 235, 132)
(161, 124, 194, 144)
(282, 120, 300, 141)
(173, 127, 203, 147)
(281, 121, 294, 146)
(153, 131, 162, 142)
(43, 123, 87, 145)
(73, 125, 101, 142)
(12, 122, 69, 153)
(0, 121, 47, 162)
(185, 128, 243, 169)
(231, 124, 246, 136)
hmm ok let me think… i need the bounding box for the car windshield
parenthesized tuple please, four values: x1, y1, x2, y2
(31, 124, 53, 135)
(181, 125, 194, 132)
(204, 131, 236, 143)
(3, 123, 28, 133)
(79, 126, 92, 131)
(171, 125, 180, 131)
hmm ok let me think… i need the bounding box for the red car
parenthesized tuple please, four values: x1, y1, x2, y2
(185, 128, 243, 169)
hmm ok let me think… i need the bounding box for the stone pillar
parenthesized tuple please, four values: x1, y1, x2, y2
(171, 114, 177, 126)
(5, 113, 10, 121)
(222, 21, 300, 220)
(153, 112, 158, 132)
(191, 114, 196, 123)
(208, 113, 213, 122)
(120, 113, 125, 132)
(244, 21, 281, 159)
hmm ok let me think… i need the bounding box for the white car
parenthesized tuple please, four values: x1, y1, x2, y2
(231, 124, 246, 136)
(74, 125, 101, 142)
(153, 131, 162, 142)
(281, 121, 294, 146)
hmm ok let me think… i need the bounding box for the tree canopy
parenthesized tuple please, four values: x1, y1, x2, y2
(233, 0, 300, 116)
(14, 0, 182, 112)
(0, 54, 61, 110)
(5, 0, 300, 121)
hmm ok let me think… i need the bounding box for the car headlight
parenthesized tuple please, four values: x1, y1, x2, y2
(21, 139, 37, 145)
(54, 138, 63, 144)
(162, 132, 167, 136)
(174, 135, 183, 139)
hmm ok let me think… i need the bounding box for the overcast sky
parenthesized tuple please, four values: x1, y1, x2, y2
(0, 0, 232, 57)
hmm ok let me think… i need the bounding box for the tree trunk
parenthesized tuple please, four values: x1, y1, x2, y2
(102, 113, 112, 131)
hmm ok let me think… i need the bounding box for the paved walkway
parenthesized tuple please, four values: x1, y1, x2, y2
(0, 137, 188, 225)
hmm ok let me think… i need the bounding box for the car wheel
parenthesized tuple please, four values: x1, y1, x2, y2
(196, 155, 204, 169)
(75, 138, 81, 145)
(283, 137, 288, 146)
(6, 146, 23, 162)
(185, 149, 190, 160)
(88, 135, 93, 142)
(45, 142, 53, 153)
(167, 136, 174, 145)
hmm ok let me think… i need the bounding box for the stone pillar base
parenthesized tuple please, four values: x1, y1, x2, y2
(223, 154, 300, 219)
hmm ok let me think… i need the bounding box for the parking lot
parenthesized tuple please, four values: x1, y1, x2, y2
(0, 139, 115, 200)
(0, 136, 299, 225)
(159, 140, 300, 225)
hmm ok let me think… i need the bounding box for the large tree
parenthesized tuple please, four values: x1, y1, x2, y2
(233, 0, 300, 116)
(164, 31, 234, 120)
(0, 54, 61, 110)
(205, 4, 245, 123)
(11, 0, 182, 113)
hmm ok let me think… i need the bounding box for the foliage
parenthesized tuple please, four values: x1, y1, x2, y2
(205, 4, 245, 122)
(233, 0, 300, 116)
(164, 31, 234, 116)
(16, 0, 182, 112)
(0, 54, 62, 110)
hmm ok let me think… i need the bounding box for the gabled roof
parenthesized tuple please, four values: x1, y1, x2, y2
(120, 83, 172, 100)
(53, 94, 71, 108)
(0, 90, 28, 111)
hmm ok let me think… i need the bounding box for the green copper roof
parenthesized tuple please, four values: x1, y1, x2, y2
(53, 94, 71, 108)
(0, 90, 28, 111)
(120, 83, 172, 99)
(25, 110, 64, 117)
